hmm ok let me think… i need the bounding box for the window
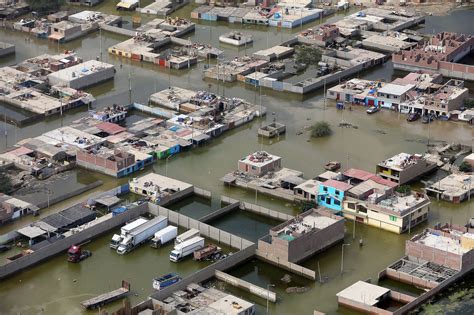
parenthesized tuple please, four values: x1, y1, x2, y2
(348, 203, 355, 210)
(389, 215, 397, 222)
(334, 200, 341, 206)
(323, 186, 328, 192)
(335, 190, 340, 196)
(251, 166, 256, 170)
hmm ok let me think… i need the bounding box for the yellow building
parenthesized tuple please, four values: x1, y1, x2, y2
(343, 192, 430, 234)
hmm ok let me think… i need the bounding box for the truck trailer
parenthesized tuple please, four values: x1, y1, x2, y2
(151, 225, 178, 248)
(175, 228, 199, 245)
(110, 217, 148, 249)
(170, 236, 205, 262)
(117, 216, 168, 254)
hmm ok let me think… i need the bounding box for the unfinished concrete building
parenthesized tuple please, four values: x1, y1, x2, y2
(258, 208, 344, 263)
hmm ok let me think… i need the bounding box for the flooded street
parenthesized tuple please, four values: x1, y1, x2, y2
(0, 3, 472, 315)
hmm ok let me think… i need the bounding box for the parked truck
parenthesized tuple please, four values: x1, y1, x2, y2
(193, 244, 221, 261)
(170, 236, 205, 262)
(117, 216, 167, 255)
(151, 226, 178, 248)
(110, 217, 148, 249)
(175, 228, 199, 245)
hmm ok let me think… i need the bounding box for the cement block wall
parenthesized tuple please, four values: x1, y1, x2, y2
(240, 201, 293, 221)
(215, 270, 276, 302)
(405, 241, 463, 270)
(0, 203, 148, 280)
(255, 249, 316, 280)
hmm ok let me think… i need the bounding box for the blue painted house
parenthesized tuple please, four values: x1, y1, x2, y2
(317, 179, 353, 212)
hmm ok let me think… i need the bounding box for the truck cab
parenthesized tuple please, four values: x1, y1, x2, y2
(110, 234, 123, 249)
(116, 236, 132, 255)
(169, 250, 181, 262)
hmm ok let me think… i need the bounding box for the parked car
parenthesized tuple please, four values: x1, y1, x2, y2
(366, 106, 379, 114)
(407, 112, 420, 122)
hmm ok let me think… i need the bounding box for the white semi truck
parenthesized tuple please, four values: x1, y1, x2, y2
(175, 228, 199, 245)
(117, 216, 167, 254)
(151, 226, 178, 248)
(110, 217, 148, 249)
(170, 236, 205, 262)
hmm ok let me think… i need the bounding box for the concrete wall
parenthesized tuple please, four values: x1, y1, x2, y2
(193, 187, 212, 199)
(240, 201, 293, 222)
(148, 204, 254, 250)
(405, 241, 463, 271)
(255, 249, 316, 280)
(199, 201, 240, 223)
(393, 267, 471, 315)
(215, 270, 276, 302)
(0, 203, 148, 280)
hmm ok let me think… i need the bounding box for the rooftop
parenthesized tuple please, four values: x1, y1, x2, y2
(322, 179, 353, 191)
(378, 83, 415, 96)
(130, 173, 193, 193)
(378, 153, 423, 170)
(337, 281, 390, 306)
(240, 151, 281, 167)
(47, 60, 114, 83)
(414, 230, 472, 255)
(273, 208, 341, 241)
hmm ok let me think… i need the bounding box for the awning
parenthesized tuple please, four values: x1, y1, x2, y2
(48, 33, 64, 41)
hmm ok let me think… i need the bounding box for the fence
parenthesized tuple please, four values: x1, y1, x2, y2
(0, 203, 148, 280)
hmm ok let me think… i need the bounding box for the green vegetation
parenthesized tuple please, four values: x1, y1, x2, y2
(463, 98, 474, 109)
(295, 45, 322, 66)
(26, 0, 64, 13)
(0, 170, 12, 194)
(459, 161, 472, 173)
(310, 121, 332, 138)
(396, 185, 411, 195)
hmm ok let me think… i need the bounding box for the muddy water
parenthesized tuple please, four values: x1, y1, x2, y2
(0, 4, 472, 315)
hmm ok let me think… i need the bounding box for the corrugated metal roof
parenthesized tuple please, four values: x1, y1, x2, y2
(343, 168, 374, 181)
(96, 122, 127, 135)
(322, 179, 353, 191)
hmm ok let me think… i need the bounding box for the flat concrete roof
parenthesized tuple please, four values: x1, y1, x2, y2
(130, 173, 193, 192)
(337, 281, 390, 306)
(416, 231, 468, 254)
(208, 295, 254, 314)
(47, 60, 114, 83)
(240, 151, 281, 167)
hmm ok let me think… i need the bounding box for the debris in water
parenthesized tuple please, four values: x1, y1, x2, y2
(280, 274, 292, 284)
(286, 286, 309, 294)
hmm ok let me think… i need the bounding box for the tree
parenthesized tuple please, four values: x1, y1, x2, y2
(295, 45, 322, 66)
(310, 121, 332, 138)
(26, 0, 64, 13)
(0, 171, 11, 194)
(459, 161, 472, 173)
(396, 185, 411, 195)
